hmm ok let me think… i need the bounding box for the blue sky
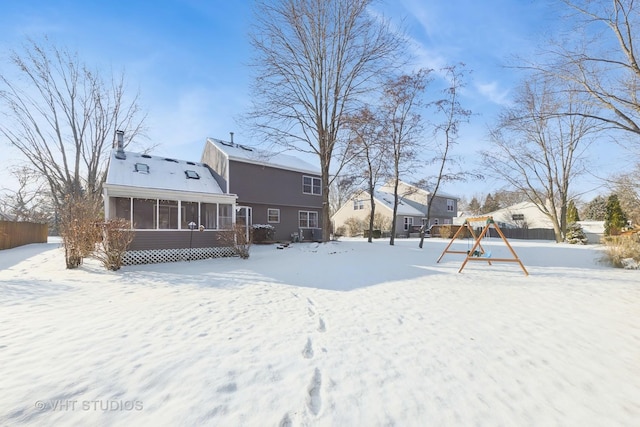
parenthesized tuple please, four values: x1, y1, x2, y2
(0, 0, 627, 201)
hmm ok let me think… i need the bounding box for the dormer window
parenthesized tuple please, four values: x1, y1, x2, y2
(185, 170, 200, 179)
(135, 163, 149, 174)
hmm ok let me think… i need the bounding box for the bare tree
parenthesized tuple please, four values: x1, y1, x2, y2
(419, 65, 471, 248)
(481, 77, 601, 242)
(0, 38, 146, 211)
(1, 166, 52, 223)
(248, 0, 404, 241)
(328, 174, 359, 217)
(382, 70, 432, 245)
(535, 0, 640, 139)
(344, 107, 389, 242)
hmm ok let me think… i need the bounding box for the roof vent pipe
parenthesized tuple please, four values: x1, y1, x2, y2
(230, 132, 234, 144)
(115, 130, 126, 160)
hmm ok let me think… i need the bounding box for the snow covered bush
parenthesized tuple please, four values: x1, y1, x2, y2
(251, 224, 275, 243)
(565, 222, 588, 245)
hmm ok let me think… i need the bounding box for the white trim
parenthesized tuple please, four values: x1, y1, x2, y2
(267, 208, 280, 223)
(302, 175, 322, 196)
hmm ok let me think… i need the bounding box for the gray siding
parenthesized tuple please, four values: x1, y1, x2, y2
(244, 202, 322, 242)
(229, 161, 323, 241)
(229, 161, 323, 207)
(128, 230, 233, 251)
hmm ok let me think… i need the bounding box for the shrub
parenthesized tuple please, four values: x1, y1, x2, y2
(334, 226, 346, 238)
(251, 224, 275, 243)
(92, 219, 135, 271)
(344, 217, 366, 237)
(59, 195, 102, 269)
(601, 234, 640, 268)
(230, 224, 251, 259)
(439, 224, 453, 239)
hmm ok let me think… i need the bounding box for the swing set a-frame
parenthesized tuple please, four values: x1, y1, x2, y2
(436, 216, 529, 276)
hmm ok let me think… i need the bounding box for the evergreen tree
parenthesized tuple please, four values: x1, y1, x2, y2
(581, 195, 607, 220)
(468, 197, 481, 215)
(604, 194, 628, 236)
(567, 200, 580, 223)
(565, 222, 588, 244)
(481, 193, 500, 213)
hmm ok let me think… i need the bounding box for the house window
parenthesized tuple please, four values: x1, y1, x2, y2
(159, 200, 178, 229)
(447, 199, 455, 212)
(218, 204, 233, 229)
(299, 211, 319, 228)
(512, 214, 525, 221)
(181, 201, 199, 229)
(185, 170, 200, 179)
(114, 197, 132, 224)
(303, 176, 321, 195)
(133, 198, 157, 229)
(404, 217, 413, 231)
(134, 163, 149, 174)
(353, 200, 364, 210)
(443, 218, 452, 225)
(268, 208, 280, 223)
(202, 203, 217, 229)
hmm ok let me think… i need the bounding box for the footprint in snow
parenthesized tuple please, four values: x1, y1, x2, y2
(307, 368, 322, 416)
(302, 337, 314, 359)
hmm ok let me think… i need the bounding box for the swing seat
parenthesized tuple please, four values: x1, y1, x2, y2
(480, 251, 492, 258)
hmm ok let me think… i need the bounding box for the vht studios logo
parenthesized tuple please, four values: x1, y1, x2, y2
(35, 400, 143, 412)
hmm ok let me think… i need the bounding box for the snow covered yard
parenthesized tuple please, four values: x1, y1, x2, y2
(0, 237, 638, 426)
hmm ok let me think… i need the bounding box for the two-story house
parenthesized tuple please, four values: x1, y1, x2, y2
(103, 131, 238, 265)
(201, 136, 324, 242)
(331, 180, 459, 237)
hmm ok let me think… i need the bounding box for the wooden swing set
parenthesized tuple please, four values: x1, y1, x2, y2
(436, 216, 529, 276)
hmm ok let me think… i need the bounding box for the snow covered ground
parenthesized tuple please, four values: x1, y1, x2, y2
(0, 237, 638, 426)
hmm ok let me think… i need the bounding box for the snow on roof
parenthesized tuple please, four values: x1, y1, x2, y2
(105, 150, 225, 194)
(206, 138, 320, 175)
(373, 190, 425, 216)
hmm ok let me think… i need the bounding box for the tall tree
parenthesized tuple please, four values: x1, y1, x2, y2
(419, 65, 471, 248)
(482, 76, 600, 242)
(604, 194, 628, 235)
(0, 38, 146, 211)
(344, 107, 389, 242)
(248, 0, 404, 242)
(382, 70, 431, 246)
(467, 197, 481, 215)
(481, 193, 500, 214)
(567, 199, 581, 223)
(582, 195, 608, 220)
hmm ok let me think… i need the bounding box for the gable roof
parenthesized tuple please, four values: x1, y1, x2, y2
(380, 180, 459, 200)
(105, 150, 226, 195)
(356, 190, 424, 216)
(206, 137, 320, 175)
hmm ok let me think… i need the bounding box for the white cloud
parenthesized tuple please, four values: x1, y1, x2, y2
(476, 81, 512, 107)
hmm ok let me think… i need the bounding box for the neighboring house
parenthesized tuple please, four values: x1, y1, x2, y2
(484, 201, 555, 229)
(103, 132, 238, 265)
(332, 181, 459, 237)
(485, 201, 604, 243)
(201, 136, 324, 242)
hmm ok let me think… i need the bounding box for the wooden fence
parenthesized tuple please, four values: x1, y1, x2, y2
(0, 221, 49, 250)
(429, 224, 556, 241)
